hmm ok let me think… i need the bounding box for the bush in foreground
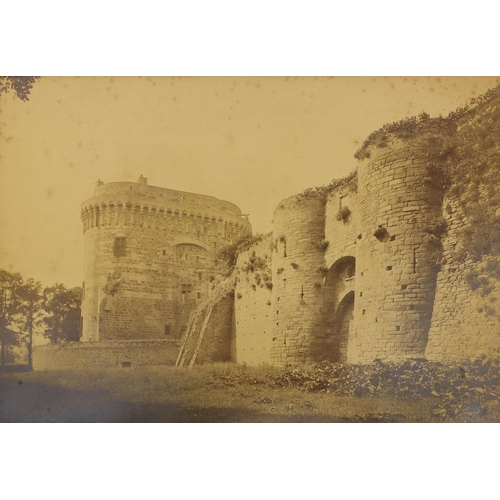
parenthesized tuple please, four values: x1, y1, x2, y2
(205, 358, 500, 421)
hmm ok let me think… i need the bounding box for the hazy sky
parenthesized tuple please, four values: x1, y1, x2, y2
(1, 76, 499, 288)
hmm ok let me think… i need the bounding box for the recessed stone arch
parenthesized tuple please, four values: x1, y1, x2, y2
(323, 256, 356, 362)
(172, 238, 211, 252)
(324, 256, 356, 304)
(333, 291, 355, 363)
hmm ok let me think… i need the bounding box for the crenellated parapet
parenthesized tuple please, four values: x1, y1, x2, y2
(81, 179, 250, 239)
(81, 203, 249, 240)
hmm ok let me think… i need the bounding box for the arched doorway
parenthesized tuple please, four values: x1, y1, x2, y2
(323, 256, 356, 362)
(334, 291, 355, 363)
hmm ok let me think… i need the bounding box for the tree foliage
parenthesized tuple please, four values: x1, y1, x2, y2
(0, 269, 82, 366)
(0, 76, 40, 101)
(42, 284, 82, 344)
(17, 278, 43, 366)
(0, 270, 24, 364)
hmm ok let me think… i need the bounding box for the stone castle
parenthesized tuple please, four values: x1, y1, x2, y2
(34, 86, 500, 369)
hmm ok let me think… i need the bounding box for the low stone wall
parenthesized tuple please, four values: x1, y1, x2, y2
(32, 340, 180, 370)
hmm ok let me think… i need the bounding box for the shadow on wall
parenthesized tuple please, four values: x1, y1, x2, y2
(321, 256, 356, 362)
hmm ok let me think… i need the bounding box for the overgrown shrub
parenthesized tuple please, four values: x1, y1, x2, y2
(217, 234, 265, 273)
(316, 239, 330, 252)
(336, 206, 351, 222)
(295, 170, 358, 204)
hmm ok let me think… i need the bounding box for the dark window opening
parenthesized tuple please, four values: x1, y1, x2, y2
(114, 237, 126, 257)
(197, 292, 201, 299)
(122, 361, 131, 368)
(162, 249, 167, 256)
(181, 284, 192, 295)
(164, 325, 171, 336)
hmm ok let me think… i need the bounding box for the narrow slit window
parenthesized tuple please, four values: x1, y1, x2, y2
(114, 236, 126, 257)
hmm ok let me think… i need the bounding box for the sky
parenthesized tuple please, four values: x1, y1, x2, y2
(1, 76, 499, 288)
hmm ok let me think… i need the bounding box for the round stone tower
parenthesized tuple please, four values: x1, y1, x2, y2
(80, 176, 251, 342)
(270, 192, 327, 366)
(353, 129, 446, 362)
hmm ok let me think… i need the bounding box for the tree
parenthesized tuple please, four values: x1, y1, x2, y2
(42, 284, 82, 344)
(17, 278, 43, 367)
(0, 270, 24, 365)
(0, 76, 40, 101)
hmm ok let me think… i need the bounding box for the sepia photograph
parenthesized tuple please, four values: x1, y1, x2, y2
(2, 75, 500, 423)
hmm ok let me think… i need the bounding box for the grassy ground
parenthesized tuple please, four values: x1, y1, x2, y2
(2, 362, 498, 422)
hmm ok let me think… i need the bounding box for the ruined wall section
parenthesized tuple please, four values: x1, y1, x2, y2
(234, 235, 274, 365)
(426, 197, 500, 361)
(81, 179, 251, 342)
(427, 96, 500, 361)
(354, 131, 446, 363)
(270, 194, 327, 366)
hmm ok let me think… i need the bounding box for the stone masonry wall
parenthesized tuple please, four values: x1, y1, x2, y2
(270, 194, 327, 366)
(354, 130, 446, 363)
(33, 340, 180, 370)
(426, 194, 500, 361)
(234, 235, 274, 365)
(176, 274, 237, 366)
(324, 183, 359, 269)
(81, 178, 251, 343)
(426, 95, 500, 361)
(322, 180, 360, 362)
(194, 295, 235, 364)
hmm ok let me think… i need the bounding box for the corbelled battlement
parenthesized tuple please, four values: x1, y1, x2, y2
(81, 177, 249, 235)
